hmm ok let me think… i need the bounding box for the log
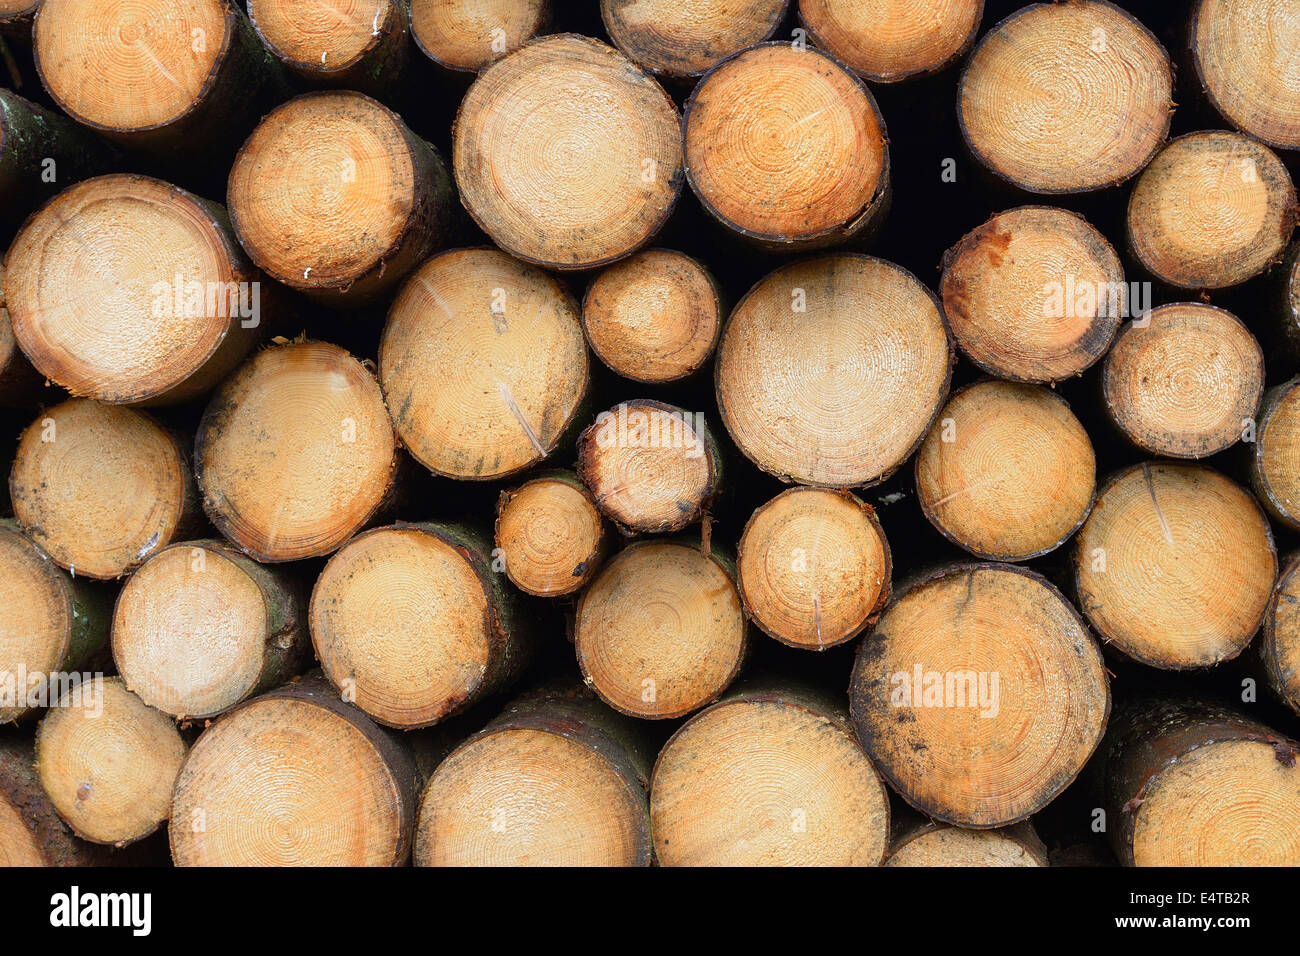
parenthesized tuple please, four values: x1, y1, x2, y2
(1277, 241, 1300, 364)
(939, 206, 1125, 383)
(683, 42, 889, 251)
(914, 380, 1095, 561)
(581, 248, 722, 384)
(0, 519, 110, 724)
(601, 0, 787, 82)
(0, 0, 39, 31)
(413, 685, 651, 866)
(1074, 462, 1276, 669)
(227, 90, 455, 304)
(195, 340, 400, 562)
(958, 0, 1171, 193)
(5, 173, 264, 406)
(112, 538, 308, 720)
(885, 820, 1048, 867)
(1098, 698, 1300, 866)
(10, 398, 200, 579)
(1127, 131, 1297, 290)
(411, 0, 549, 72)
(735, 487, 891, 649)
(309, 522, 532, 730)
(33, 0, 282, 152)
(1250, 376, 1300, 531)
(379, 247, 589, 481)
(0, 263, 42, 408)
(650, 682, 890, 866)
(1257, 551, 1300, 717)
(1102, 303, 1263, 458)
(246, 0, 410, 95)
(575, 399, 721, 535)
(34, 676, 186, 846)
(574, 539, 748, 719)
(799, 0, 983, 83)
(170, 674, 420, 866)
(0, 733, 101, 865)
(452, 33, 681, 270)
(715, 254, 952, 487)
(494, 471, 608, 597)
(1190, 0, 1300, 152)
(849, 563, 1110, 828)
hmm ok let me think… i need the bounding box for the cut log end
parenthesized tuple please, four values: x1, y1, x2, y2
(850, 564, 1109, 828)
(886, 822, 1048, 867)
(1261, 553, 1300, 716)
(685, 42, 887, 248)
(1103, 303, 1263, 458)
(1076, 463, 1276, 670)
(1252, 377, 1300, 531)
(601, 0, 787, 79)
(0, 525, 74, 724)
(380, 247, 589, 481)
(582, 249, 721, 384)
(800, 0, 983, 83)
(575, 541, 747, 719)
(736, 487, 891, 649)
(1127, 131, 1297, 290)
(958, 0, 1171, 193)
(248, 0, 401, 76)
(915, 380, 1095, 561)
(496, 475, 606, 597)
(411, 0, 548, 72)
(716, 254, 951, 487)
(453, 33, 681, 270)
(940, 206, 1123, 383)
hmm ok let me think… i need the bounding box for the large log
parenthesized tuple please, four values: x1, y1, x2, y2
(601, 0, 787, 83)
(800, 0, 983, 83)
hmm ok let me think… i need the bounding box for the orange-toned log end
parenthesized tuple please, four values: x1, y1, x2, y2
(685, 43, 887, 249)
(412, 0, 549, 72)
(800, 0, 983, 83)
(1192, 0, 1300, 151)
(0, 736, 100, 866)
(1103, 304, 1263, 459)
(1076, 463, 1276, 669)
(651, 689, 890, 865)
(113, 539, 306, 720)
(915, 381, 1095, 562)
(1253, 379, 1300, 531)
(1128, 132, 1297, 290)
(10, 399, 194, 579)
(602, 0, 787, 80)
(310, 523, 525, 730)
(196, 341, 398, 562)
(886, 821, 1048, 867)
(737, 488, 891, 649)
(228, 91, 454, 303)
(4, 174, 260, 406)
(940, 206, 1124, 383)
(958, 0, 1171, 194)
(850, 564, 1109, 828)
(248, 0, 406, 79)
(35, 677, 186, 847)
(453, 34, 681, 270)
(380, 248, 589, 481)
(576, 400, 720, 535)
(582, 249, 722, 384)
(495, 475, 606, 597)
(1260, 553, 1300, 716)
(716, 254, 951, 487)
(575, 540, 747, 719)
(170, 679, 418, 866)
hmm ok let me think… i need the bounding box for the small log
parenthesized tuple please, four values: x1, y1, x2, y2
(684, 42, 889, 251)
(112, 538, 308, 720)
(1127, 131, 1297, 290)
(0, 733, 101, 865)
(650, 682, 891, 866)
(715, 254, 952, 487)
(885, 820, 1048, 867)
(170, 674, 420, 866)
(413, 685, 651, 866)
(195, 340, 400, 562)
(939, 205, 1125, 383)
(379, 247, 589, 481)
(35, 676, 186, 846)
(574, 539, 748, 719)
(10, 399, 200, 579)
(452, 33, 682, 270)
(735, 487, 891, 649)
(915, 380, 1095, 561)
(411, 0, 549, 72)
(1251, 376, 1300, 531)
(800, 0, 983, 83)
(495, 471, 608, 597)
(1257, 550, 1300, 717)
(310, 522, 533, 730)
(1102, 303, 1263, 458)
(958, 0, 1172, 193)
(601, 0, 787, 82)
(849, 563, 1110, 828)
(1075, 462, 1276, 669)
